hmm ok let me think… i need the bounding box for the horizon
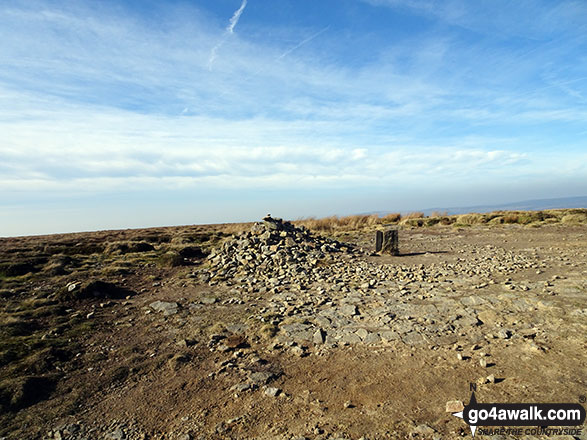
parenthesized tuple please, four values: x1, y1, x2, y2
(2, 0, 587, 236)
(3, 195, 586, 239)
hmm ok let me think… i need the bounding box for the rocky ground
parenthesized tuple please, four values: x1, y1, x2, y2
(0, 216, 586, 439)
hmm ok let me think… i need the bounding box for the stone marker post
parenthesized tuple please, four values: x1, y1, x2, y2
(376, 228, 399, 255)
(375, 231, 383, 252)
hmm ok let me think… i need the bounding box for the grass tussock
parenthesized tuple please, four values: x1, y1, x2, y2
(561, 213, 587, 224)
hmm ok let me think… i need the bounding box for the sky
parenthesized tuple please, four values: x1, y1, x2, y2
(1, 0, 587, 236)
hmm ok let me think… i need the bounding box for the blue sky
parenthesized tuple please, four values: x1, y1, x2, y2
(1, 0, 586, 236)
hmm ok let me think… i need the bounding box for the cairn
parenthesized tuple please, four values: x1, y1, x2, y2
(204, 216, 356, 292)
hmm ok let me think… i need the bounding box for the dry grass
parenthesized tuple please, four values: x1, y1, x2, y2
(382, 213, 401, 222)
(294, 213, 404, 233)
(215, 223, 254, 235)
(456, 213, 486, 225)
(293, 208, 586, 233)
(402, 212, 425, 219)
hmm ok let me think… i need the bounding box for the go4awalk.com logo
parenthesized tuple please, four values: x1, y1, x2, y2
(451, 391, 586, 437)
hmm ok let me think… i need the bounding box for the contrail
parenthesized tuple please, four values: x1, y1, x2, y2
(208, 0, 248, 70)
(278, 26, 330, 60)
(227, 0, 247, 34)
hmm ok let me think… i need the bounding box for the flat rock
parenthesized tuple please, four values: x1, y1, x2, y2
(280, 323, 314, 341)
(313, 328, 326, 344)
(363, 332, 381, 344)
(223, 334, 248, 349)
(411, 424, 435, 436)
(232, 383, 251, 392)
(401, 331, 426, 346)
(380, 330, 400, 342)
(149, 301, 179, 316)
(249, 371, 276, 385)
(340, 304, 358, 316)
(355, 328, 369, 340)
(446, 400, 464, 413)
(497, 328, 512, 339)
(105, 429, 125, 440)
(340, 333, 362, 344)
(264, 387, 281, 397)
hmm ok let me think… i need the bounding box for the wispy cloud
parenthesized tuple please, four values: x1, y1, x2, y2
(208, 0, 248, 69)
(2, 87, 574, 199)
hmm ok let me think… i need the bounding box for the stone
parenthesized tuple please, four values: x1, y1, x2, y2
(149, 301, 179, 316)
(291, 346, 306, 357)
(281, 323, 314, 341)
(177, 338, 196, 348)
(477, 376, 489, 385)
(201, 297, 218, 305)
(380, 330, 400, 342)
(363, 332, 381, 344)
(233, 383, 251, 392)
(518, 328, 537, 338)
(223, 335, 248, 349)
(497, 329, 512, 339)
(313, 328, 326, 344)
(355, 328, 369, 340)
(401, 332, 426, 345)
(411, 424, 435, 436)
(341, 333, 362, 344)
(264, 387, 281, 397)
(249, 371, 276, 385)
(446, 400, 464, 413)
(341, 304, 358, 316)
(105, 429, 125, 440)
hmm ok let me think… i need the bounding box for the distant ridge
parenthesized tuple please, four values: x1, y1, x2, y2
(421, 196, 587, 216)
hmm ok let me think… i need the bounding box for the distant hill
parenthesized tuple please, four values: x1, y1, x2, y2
(421, 196, 587, 216)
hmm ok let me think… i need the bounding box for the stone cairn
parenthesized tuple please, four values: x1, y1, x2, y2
(204, 215, 357, 292)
